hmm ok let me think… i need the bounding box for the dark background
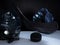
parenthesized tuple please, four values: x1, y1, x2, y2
(0, 0, 60, 29)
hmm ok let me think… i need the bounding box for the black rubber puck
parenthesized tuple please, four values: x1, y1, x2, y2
(30, 32, 42, 42)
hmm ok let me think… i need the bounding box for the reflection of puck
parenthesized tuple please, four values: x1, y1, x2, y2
(30, 32, 42, 42)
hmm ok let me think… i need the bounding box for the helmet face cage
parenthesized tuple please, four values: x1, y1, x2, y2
(0, 9, 21, 43)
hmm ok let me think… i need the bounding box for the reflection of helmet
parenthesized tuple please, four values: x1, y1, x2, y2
(33, 8, 54, 23)
(32, 8, 58, 34)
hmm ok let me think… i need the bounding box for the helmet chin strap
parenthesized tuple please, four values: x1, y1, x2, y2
(17, 7, 31, 23)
